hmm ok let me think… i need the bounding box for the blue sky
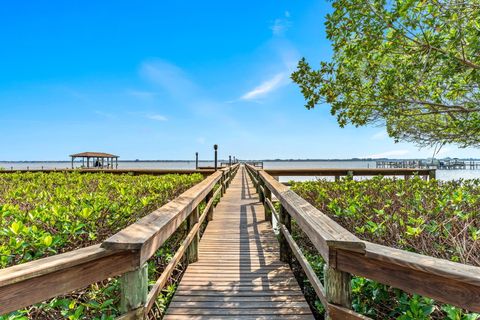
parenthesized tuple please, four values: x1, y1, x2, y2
(1, 1, 479, 161)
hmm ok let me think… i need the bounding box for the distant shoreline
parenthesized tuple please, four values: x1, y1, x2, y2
(1, 158, 479, 163)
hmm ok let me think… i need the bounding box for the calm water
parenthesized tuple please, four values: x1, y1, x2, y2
(1, 160, 479, 181)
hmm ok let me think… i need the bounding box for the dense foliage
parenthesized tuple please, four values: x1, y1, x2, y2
(0, 172, 203, 319)
(292, 0, 480, 148)
(291, 176, 480, 319)
(292, 176, 479, 266)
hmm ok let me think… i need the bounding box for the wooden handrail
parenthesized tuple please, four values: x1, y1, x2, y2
(258, 168, 365, 262)
(0, 245, 139, 315)
(336, 243, 480, 312)
(102, 170, 224, 265)
(245, 164, 480, 316)
(1, 168, 215, 176)
(264, 168, 435, 178)
(0, 164, 240, 318)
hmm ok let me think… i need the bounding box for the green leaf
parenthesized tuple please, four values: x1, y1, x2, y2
(10, 221, 22, 235)
(43, 235, 53, 247)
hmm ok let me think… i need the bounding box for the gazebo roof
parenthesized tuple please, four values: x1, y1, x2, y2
(70, 152, 119, 158)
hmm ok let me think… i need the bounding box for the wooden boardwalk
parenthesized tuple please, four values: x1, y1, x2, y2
(165, 166, 313, 319)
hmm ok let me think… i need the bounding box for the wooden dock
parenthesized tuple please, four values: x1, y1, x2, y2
(165, 167, 313, 319)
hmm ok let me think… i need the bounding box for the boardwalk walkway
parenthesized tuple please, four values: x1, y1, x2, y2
(165, 166, 313, 319)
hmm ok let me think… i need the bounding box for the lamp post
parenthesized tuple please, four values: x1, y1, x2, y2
(214, 144, 218, 171)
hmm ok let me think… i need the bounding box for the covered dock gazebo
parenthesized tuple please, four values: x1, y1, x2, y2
(70, 152, 119, 169)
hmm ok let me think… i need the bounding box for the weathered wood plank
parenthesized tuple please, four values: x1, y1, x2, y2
(166, 307, 312, 315)
(0, 246, 138, 315)
(336, 243, 480, 312)
(327, 304, 372, 320)
(164, 315, 314, 320)
(171, 295, 307, 302)
(169, 301, 310, 308)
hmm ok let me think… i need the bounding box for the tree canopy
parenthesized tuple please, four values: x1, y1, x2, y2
(292, 0, 480, 148)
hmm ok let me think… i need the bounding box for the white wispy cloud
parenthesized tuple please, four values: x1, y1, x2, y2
(368, 150, 410, 159)
(241, 73, 286, 101)
(270, 11, 291, 36)
(147, 114, 167, 121)
(140, 60, 198, 99)
(139, 59, 241, 128)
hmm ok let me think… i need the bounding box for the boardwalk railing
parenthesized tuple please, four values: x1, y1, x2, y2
(245, 164, 480, 319)
(0, 164, 239, 319)
(1, 168, 216, 176)
(264, 167, 436, 180)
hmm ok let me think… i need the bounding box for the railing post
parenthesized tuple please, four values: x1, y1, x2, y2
(186, 206, 199, 263)
(324, 264, 352, 319)
(220, 172, 225, 196)
(429, 169, 436, 180)
(258, 179, 265, 203)
(264, 186, 272, 224)
(206, 189, 215, 221)
(347, 170, 354, 180)
(279, 205, 291, 263)
(120, 263, 148, 318)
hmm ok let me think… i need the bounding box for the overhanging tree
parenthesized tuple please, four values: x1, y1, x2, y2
(292, 0, 480, 148)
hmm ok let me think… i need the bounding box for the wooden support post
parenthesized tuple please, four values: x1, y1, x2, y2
(334, 175, 340, 182)
(220, 174, 225, 197)
(324, 264, 352, 319)
(347, 170, 354, 180)
(195, 152, 199, 169)
(264, 186, 272, 224)
(429, 169, 436, 180)
(279, 205, 291, 263)
(120, 263, 148, 318)
(206, 189, 214, 221)
(258, 179, 265, 203)
(255, 171, 260, 193)
(186, 206, 199, 263)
